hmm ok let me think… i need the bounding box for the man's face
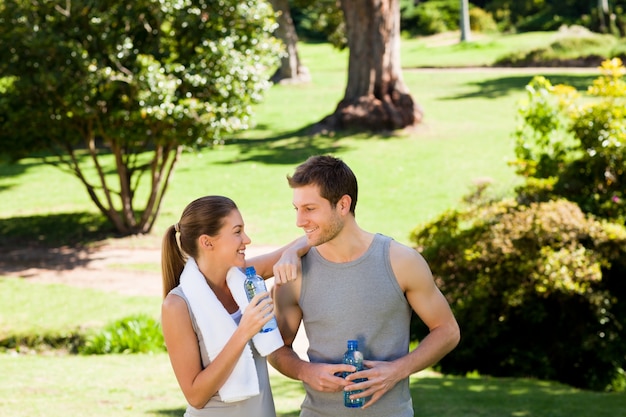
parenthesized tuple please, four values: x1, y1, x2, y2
(292, 184, 343, 247)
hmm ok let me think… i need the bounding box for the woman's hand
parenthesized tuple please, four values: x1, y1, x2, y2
(237, 291, 274, 339)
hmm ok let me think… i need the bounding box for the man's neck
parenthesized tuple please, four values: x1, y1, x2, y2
(316, 227, 374, 263)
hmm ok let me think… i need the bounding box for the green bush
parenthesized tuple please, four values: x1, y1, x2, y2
(469, 7, 498, 33)
(410, 198, 626, 391)
(0, 332, 85, 354)
(516, 9, 571, 32)
(401, 0, 459, 36)
(512, 59, 626, 222)
(610, 39, 626, 62)
(78, 314, 165, 355)
(495, 29, 617, 66)
(549, 33, 617, 58)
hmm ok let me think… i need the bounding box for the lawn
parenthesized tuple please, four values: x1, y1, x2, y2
(1, 352, 625, 417)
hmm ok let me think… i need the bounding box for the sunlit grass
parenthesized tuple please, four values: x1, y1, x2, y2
(1, 353, 624, 417)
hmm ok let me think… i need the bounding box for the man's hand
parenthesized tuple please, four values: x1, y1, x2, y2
(301, 362, 355, 392)
(272, 251, 300, 285)
(344, 360, 402, 409)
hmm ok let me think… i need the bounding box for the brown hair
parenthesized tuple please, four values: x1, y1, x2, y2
(161, 195, 238, 298)
(287, 155, 358, 214)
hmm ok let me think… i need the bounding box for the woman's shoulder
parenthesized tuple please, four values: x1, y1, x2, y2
(162, 287, 187, 312)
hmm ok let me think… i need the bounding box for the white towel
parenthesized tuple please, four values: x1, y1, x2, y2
(226, 266, 284, 357)
(180, 258, 258, 403)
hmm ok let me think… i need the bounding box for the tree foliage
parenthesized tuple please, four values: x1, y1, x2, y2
(0, 0, 281, 234)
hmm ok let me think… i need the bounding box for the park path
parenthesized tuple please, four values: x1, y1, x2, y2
(1, 235, 279, 297)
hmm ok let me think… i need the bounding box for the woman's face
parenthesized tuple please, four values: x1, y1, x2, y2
(211, 209, 252, 268)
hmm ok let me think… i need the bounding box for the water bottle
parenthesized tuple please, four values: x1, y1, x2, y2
(243, 266, 278, 333)
(343, 339, 365, 408)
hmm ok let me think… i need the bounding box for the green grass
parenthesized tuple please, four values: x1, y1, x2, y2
(409, 374, 626, 417)
(0, 278, 159, 348)
(1, 352, 625, 417)
(401, 31, 560, 68)
(401, 30, 620, 68)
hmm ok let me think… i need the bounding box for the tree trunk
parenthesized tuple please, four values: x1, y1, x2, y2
(317, 0, 422, 132)
(269, 0, 311, 84)
(460, 0, 471, 42)
(597, 0, 609, 33)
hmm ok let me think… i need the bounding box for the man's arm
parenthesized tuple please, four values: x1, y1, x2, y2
(269, 275, 354, 392)
(389, 241, 460, 372)
(247, 235, 309, 283)
(345, 241, 460, 409)
(267, 277, 305, 380)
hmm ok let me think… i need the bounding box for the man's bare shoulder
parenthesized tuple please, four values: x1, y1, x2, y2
(388, 239, 428, 264)
(273, 274, 302, 306)
(388, 239, 434, 289)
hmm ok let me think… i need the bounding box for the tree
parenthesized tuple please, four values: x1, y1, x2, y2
(268, 0, 345, 84)
(598, 0, 610, 33)
(460, 0, 471, 41)
(0, 0, 281, 235)
(269, 0, 311, 84)
(318, 0, 423, 132)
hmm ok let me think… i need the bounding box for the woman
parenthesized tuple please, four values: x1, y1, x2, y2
(161, 195, 307, 417)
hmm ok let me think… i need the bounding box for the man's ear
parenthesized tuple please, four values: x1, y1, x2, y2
(338, 194, 352, 214)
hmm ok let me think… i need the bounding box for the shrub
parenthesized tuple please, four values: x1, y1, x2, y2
(78, 314, 165, 355)
(495, 29, 617, 67)
(469, 7, 498, 33)
(401, 0, 459, 36)
(410, 198, 626, 391)
(610, 39, 626, 62)
(0, 332, 85, 354)
(512, 58, 626, 223)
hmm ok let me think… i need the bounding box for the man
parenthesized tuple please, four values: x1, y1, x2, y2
(269, 155, 460, 417)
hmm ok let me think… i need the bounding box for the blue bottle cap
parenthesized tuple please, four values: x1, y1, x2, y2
(245, 266, 256, 275)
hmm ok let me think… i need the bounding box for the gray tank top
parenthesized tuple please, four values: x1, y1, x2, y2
(169, 286, 276, 417)
(299, 233, 413, 417)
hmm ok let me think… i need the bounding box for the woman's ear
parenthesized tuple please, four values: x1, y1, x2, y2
(198, 235, 213, 249)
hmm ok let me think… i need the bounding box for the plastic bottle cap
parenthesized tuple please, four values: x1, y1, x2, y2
(245, 266, 256, 275)
(347, 340, 358, 349)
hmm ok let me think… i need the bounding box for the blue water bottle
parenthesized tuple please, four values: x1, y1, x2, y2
(243, 266, 278, 333)
(343, 339, 365, 408)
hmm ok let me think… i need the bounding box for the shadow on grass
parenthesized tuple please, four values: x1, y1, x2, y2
(0, 157, 30, 193)
(222, 122, 404, 166)
(276, 411, 300, 417)
(151, 406, 301, 417)
(0, 211, 117, 274)
(444, 73, 598, 100)
(152, 408, 300, 417)
(148, 375, 625, 417)
(409, 375, 626, 416)
(152, 408, 186, 417)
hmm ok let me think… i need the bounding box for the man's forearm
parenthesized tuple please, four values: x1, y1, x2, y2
(268, 345, 307, 381)
(396, 322, 460, 379)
